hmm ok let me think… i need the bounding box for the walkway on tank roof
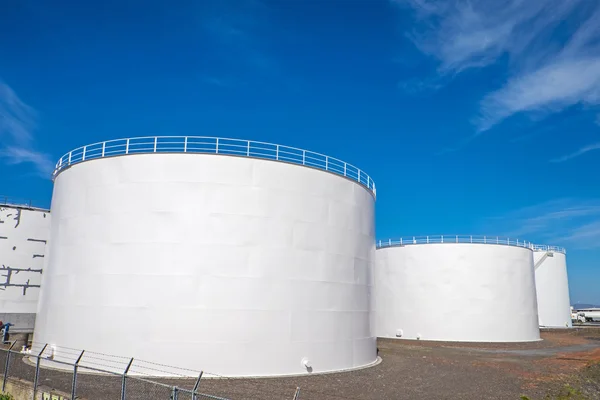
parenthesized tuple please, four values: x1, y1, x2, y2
(377, 235, 566, 254)
(52, 136, 376, 196)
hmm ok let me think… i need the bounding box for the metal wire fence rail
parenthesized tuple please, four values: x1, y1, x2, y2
(52, 136, 376, 196)
(0, 342, 303, 400)
(377, 235, 566, 254)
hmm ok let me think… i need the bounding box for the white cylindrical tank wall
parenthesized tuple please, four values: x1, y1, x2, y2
(0, 204, 50, 329)
(35, 150, 376, 376)
(375, 242, 540, 342)
(533, 250, 571, 328)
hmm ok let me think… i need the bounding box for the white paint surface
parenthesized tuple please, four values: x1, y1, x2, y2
(374, 244, 540, 342)
(0, 206, 49, 319)
(533, 251, 572, 328)
(35, 153, 376, 376)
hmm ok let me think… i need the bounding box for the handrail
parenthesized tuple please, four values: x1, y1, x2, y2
(376, 235, 566, 254)
(52, 136, 376, 196)
(0, 196, 48, 211)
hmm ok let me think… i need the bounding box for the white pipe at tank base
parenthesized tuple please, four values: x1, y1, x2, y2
(301, 358, 312, 370)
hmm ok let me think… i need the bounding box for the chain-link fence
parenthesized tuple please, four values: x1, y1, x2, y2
(0, 342, 302, 400)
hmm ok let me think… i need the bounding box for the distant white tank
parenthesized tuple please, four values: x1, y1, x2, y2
(0, 202, 50, 329)
(375, 236, 540, 342)
(533, 248, 571, 328)
(34, 136, 377, 377)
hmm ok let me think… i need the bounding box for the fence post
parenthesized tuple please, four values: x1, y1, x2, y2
(293, 387, 301, 400)
(171, 386, 179, 400)
(32, 344, 48, 400)
(121, 358, 134, 400)
(71, 350, 85, 400)
(191, 371, 203, 400)
(2, 342, 16, 392)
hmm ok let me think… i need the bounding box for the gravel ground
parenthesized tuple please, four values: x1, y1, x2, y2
(3, 328, 600, 400)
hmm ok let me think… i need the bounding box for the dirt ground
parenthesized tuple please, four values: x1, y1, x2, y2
(4, 328, 600, 399)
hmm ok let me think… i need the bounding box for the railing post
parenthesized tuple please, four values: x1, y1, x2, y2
(82, 146, 87, 161)
(400, 238, 403, 245)
(247, 141, 250, 156)
(388, 239, 391, 246)
(71, 350, 85, 400)
(426, 236, 429, 244)
(121, 358, 134, 400)
(32, 344, 48, 400)
(2, 342, 16, 392)
(68, 151, 72, 164)
(497, 236, 499, 244)
(302, 150, 305, 165)
(216, 138, 219, 154)
(126, 139, 130, 155)
(184, 137, 188, 152)
(325, 156, 328, 170)
(343, 163, 347, 176)
(276, 145, 279, 160)
(192, 371, 203, 400)
(484, 236, 486, 244)
(413, 236, 416, 244)
(470, 235, 472, 243)
(102, 142, 106, 157)
(357, 169, 361, 182)
(154, 137, 158, 152)
(456, 235, 458, 243)
(441, 235, 444, 243)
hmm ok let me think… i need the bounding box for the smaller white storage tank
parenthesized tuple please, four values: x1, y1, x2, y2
(0, 200, 50, 330)
(375, 236, 540, 342)
(533, 247, 571, 328)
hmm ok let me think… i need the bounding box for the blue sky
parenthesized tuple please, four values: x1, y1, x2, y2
(1, 0, 599, 304)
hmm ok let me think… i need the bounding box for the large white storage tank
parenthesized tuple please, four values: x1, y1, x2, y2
(533, 247, 571, 328)
(0, 201, 50, 329)
(374, 236, 540, 342)
(34, 136, 377, 377)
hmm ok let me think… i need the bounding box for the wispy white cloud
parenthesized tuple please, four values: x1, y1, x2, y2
(550, 142, 600, 163)
(396, 0, 600, 136)
(487, 199, 600, 249)
(0, 81, 52, 178)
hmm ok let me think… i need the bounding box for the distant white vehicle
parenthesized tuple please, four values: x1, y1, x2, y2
(572, 307, 600, 322)
(571, 307, 586, 323)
